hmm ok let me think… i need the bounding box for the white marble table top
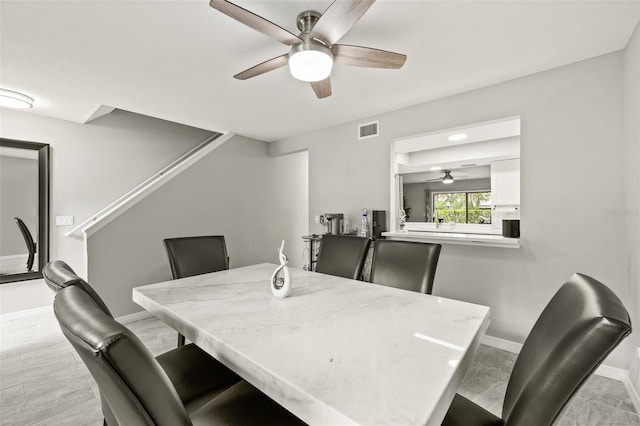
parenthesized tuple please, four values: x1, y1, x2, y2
(133, 263, 490, 426)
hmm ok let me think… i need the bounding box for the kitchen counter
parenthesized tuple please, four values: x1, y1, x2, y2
(382, 230, 520, 248)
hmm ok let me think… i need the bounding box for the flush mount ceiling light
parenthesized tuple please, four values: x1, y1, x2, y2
(448, 134, 467, 141)
(442, 170, 454, 184)
(0, 89, 34, 109)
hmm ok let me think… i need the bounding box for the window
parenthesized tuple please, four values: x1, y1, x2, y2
(433, 191, 492, 224)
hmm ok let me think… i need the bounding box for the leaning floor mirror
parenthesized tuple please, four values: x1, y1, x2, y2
(0, 138, 50, 283)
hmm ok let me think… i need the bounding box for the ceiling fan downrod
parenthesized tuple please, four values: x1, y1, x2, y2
(296, 10, 322, 35)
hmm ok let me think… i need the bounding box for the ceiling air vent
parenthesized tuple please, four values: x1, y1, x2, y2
(358, 120, 379, 140)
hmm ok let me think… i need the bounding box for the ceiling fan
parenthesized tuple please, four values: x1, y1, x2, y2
(425, 170, 469, 184)
(208, 0, 407, 99)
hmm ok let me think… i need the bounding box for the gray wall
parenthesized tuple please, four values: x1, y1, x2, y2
(271, 52, 631, 369)
(267, 150, 310, 270)
(623, 23, 640, 388)
(0, 156, 38, 255)
(0, 109, 214, 313)
(86, 136, 309, 317)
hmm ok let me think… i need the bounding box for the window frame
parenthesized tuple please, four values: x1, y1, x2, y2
(431, 189, 492, 225)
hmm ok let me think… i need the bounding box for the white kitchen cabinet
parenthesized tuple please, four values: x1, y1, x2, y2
(491, 158, 520, 206)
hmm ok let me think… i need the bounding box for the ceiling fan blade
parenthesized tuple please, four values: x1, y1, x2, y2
(233, 54, 289, 80)
(333, 44, 407, 69)
(310, 78, 332, 99)
(209, 0, 302, 46)
(311, 0, 375, 47)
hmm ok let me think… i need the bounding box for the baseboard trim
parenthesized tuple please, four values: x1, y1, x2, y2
(481, 334, 523, 353)
(596, 363, 629, 381)
(480, 334, 631, 381)
(115, 310, 153, 324)
(622, 374, 640, 415)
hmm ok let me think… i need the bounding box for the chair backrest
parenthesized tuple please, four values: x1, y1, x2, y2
(42, 260, 113, 317)
(14, 217, 36, 251)
(502, 273, 632, 426)
(54, 286, 193, 426)
(14, 217, 36, 271)
(315, 235, 371, 280)
(163, 236, 229, 279)
(369, 240, 442, 294)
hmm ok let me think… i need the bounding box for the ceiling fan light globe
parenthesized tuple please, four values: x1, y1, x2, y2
(443, 177, 454, 184)
(289, 50, 333, 82)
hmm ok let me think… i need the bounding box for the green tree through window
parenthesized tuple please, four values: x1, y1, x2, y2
(433, 191, 491, 224)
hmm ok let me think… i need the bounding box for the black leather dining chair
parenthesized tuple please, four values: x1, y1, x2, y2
(163, 236, 230, 346)
(315, 234, 371, 280)
(164, 236, 229, 279)
(369, 239, 442, 294)
(42, 260, 241, 425)
(14, 217, 36, 272)
(443, 273, 632, 426)
(43, 260, 113, 316)
(54, 286, 304, 426)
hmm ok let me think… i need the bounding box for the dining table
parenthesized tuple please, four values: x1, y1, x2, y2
(133, 263, 490, 426)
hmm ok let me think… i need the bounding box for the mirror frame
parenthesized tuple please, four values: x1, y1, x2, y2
(0, 138, 50, 284)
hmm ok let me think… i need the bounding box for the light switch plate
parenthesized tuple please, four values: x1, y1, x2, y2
(55, 216, 74, 226)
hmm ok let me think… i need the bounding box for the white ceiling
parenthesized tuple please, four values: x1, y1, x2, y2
(1, 1, 639, 142)
(395, 116, 520, 153)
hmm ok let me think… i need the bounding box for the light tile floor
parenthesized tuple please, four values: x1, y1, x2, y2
(1, 306, 639, 425)
(458, 345, 640, 425)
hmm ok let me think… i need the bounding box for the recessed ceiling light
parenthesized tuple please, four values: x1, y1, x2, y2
(447, 133, 467, 141)
(0, 89, 34, 109)
(430, 166, 442, 171)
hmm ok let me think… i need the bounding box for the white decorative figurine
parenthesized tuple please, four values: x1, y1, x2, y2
(271, 240, 292, 298)
(399, 209, 408, 231)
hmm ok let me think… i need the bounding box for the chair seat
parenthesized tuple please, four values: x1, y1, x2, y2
(442, 394, 504, 426)
(191, 380, 306, 426)
(156, 343, 241, 413)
